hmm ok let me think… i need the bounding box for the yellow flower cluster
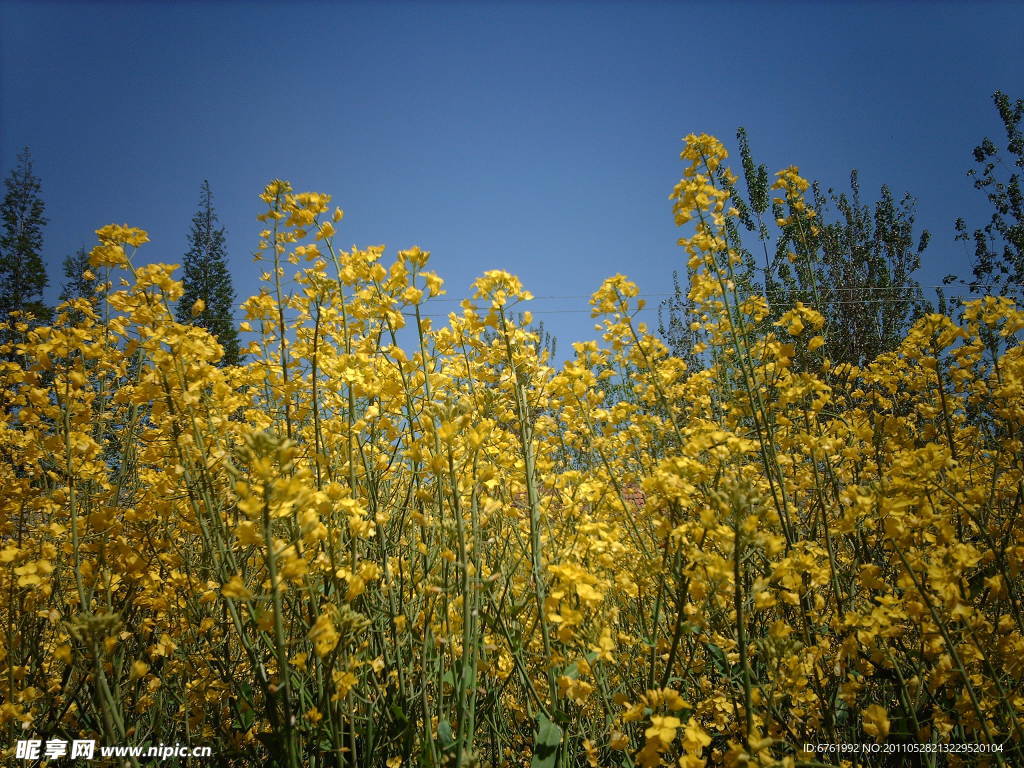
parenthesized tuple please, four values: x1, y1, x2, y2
(0, 136, 1021, 767)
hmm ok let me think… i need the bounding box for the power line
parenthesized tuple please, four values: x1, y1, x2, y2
(114, 289, 1016, 322)
(411, 284, 1016, 303)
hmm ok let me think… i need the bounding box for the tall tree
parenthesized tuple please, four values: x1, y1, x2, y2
(769, 171, 930, 368)
(0, 147, 50, 351)
(955, 90, 1023, 302)
(176, 181, 241, 365)
(660, 128, 931, 369)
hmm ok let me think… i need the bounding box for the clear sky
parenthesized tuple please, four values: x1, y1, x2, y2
(2, 0, 1022, 358)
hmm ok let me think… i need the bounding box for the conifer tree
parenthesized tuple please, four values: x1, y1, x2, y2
(176, 181, 241, 365)
(0, 147, 50, 352)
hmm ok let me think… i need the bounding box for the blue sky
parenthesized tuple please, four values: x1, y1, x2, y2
(2, 1, 1022, 357)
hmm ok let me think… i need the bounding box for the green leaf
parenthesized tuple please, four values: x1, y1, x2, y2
(529, 712, 562, 768)
(704, 642, 729, 677)
(389, 702, 409, 728)
(438, 719, 456, 753)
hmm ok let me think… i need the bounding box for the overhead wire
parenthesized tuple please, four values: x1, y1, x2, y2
(146, 285, 1020, 321)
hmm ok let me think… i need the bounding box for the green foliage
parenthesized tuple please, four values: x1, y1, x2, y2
(955, 90, 1023, 302)
(660, 128, 932, 369)
(781, 172, 930, 367)
(0, 147, 50, 350)
(176, 180, 241, 366)
(58, 246, 99, 325)
(529, 713, 562, 768)
(657, 269, 698, 371)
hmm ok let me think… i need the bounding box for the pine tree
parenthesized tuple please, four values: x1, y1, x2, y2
(0, 147, 50, 352)
(176, 181, 241, 365)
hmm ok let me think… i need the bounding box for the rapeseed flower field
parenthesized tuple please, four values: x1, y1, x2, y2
(1, 135, 1021, 767)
